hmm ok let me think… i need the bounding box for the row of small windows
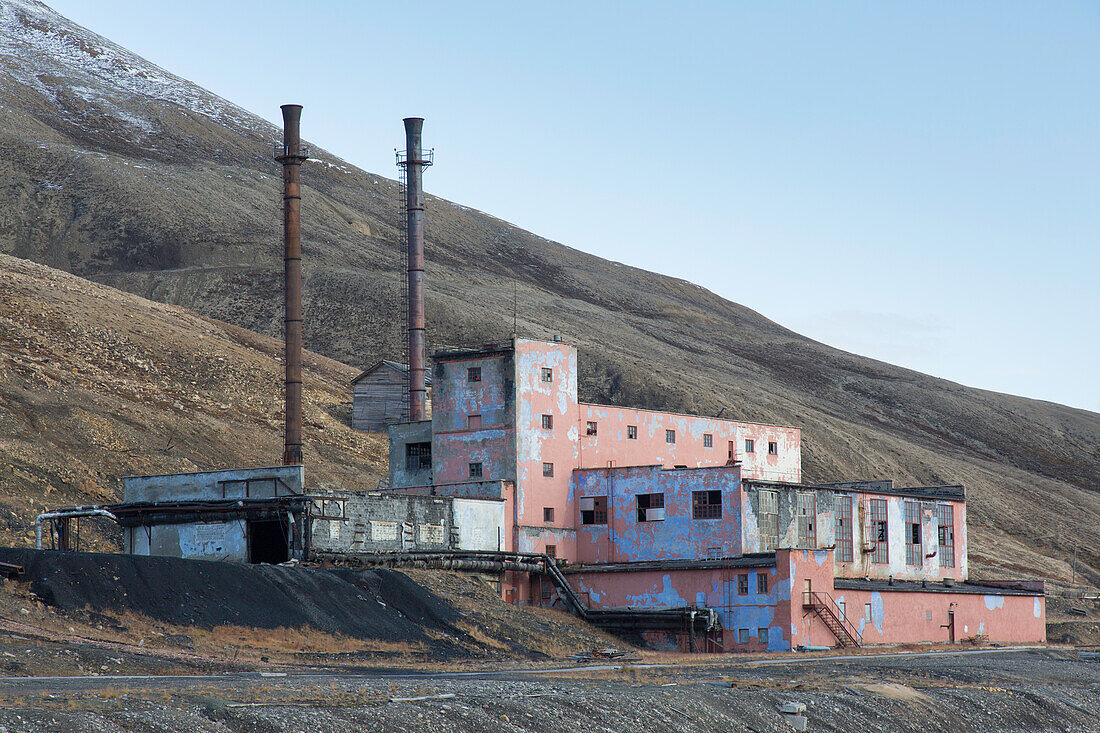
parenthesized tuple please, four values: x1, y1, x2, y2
(465, 366, 554, 382)
(578, 490, 724, 525)
(574, 421, 779, 455)
(730, 572, 770, 596)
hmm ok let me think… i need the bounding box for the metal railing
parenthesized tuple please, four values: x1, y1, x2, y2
(803, 590, 863, 647)
(273, 141, 312, 160)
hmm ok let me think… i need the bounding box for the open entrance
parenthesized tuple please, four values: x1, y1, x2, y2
(248, 519, 289, 564)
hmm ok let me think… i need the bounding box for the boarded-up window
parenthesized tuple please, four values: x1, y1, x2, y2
(796, 493, 816, 549)
(692, 490, 722, 519)
(467, 414, 482, 429)
(405, 442, 432, 471)
(371, 521, 398, 542)
(580, 496, 608, 525)
(737, 628, 749, 644)
(758, 627, 769, 645)
(418, 524, 445, 544)
(937, 504, 956, 568)
(636, 493, 665, 522)
(835, 495, 854, 563)
(905, 500, 922, 566)
(759, 490, 779, 551)
(870, 498, 889, 564)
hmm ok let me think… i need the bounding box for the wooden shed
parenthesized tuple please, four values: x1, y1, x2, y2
(351, 360, 432, 431)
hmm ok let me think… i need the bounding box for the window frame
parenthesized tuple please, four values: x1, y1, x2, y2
(691, 489, 722, 520)
(541, 413, 553, 429)
(586, 421, 598, 436)
(543, 507, 554, 522)
(542, 462, 554, 478)
(737, 574, 749, 595)
(467, 366, 481, 383)
(745, 439, 755, 454)
(467, 414, 482, 430)
(665, 429, 676, 444)
(870, 498, 889, 564)
(703, 433, 713, 448)
(541, 367, 553, 383)
(757, 572, 768, 594)
(627, 425, 637, 440)
(759, 490, 779, 552)
(636, 492, 665, 522)
(835, 495, 854, 563)
(468, 462, 483, 479)
(768, 441, 778, 455)
(937, 503, 956, 568)
(580, 496, 608, 525)
(404, 442, 432, 471)
(905, 500, 922, 566)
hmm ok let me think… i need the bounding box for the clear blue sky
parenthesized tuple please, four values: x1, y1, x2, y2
(46, 1, 1100, 412)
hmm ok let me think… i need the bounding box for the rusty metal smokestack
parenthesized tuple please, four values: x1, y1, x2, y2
(403, 117, 428, 422)
(277, 104, 308, 465)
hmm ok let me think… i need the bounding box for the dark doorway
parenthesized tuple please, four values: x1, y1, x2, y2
(248, 519, 289, 564)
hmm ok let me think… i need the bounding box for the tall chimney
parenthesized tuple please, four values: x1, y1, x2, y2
(277, 104, 308, 465)
(403, 117, 428, 422)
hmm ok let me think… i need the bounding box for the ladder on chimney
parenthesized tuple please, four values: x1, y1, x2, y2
(802, 591, 862, 648)
(397, 165, 410, 421)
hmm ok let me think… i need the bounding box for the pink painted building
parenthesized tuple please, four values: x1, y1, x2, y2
(386, 337, 1045, 650)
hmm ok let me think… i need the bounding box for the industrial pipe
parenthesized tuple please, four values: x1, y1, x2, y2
(35, 508, 117, 550)
(278, 104, 308, 465)
(403, 117, 428, 421)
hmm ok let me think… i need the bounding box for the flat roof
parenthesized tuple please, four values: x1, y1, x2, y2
(834, 577, 1042, 596)
(744, 478, 965, 502)
(562, 553, 776, 574)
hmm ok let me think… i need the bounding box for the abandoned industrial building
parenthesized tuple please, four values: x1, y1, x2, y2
(35, 107, 1047, 654)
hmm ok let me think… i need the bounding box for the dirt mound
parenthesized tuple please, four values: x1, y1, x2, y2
(0, 548, 456, 642)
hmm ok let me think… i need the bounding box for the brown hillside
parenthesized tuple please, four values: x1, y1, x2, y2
(0, 0, 1096, 584)
(0, 252, 386, 549)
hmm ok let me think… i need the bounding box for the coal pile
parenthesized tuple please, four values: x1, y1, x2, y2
(0, 548, 458, 642)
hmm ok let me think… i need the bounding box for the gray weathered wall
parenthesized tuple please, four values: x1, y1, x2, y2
(122, 466, 305, 503)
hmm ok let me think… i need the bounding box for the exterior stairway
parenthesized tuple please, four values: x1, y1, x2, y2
(803, 590, 863, 648)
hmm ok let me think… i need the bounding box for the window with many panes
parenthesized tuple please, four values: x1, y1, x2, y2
(404, 442, 432, 471)
(580, 496, 607, 525)
(905, 500, 922, 565)
(757, 572, 768, 594)
(759, 490, 779, 551)
(541, 367, 553, 382)
(636, 493, 664, 522)
(870, 498, 889, 563)
(541, 413, 553, 429)
(627, 425, 637, 439)
(835, 495, 854, 563)
(545, 544, 556, 558)
(665, 429, 676, 444)
(468, 462, 483, 479)
(467, 366, 481, 382)
(745, 439, 755, 453)
(796, 493, 816, 549)
(692, 490, 722, 519)
(543, 462, 554, 477)
(937, 504, 955, 568)
(758, 627, 769, 645)
(703, 433, 713, 448)
(737, 574, 749, 595)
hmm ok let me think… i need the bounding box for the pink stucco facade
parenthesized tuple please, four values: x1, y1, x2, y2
(385, 336, 1044, 651)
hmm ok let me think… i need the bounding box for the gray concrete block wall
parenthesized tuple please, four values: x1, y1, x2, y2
(122, 466, 305, 503)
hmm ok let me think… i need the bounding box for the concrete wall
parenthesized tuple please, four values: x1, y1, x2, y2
(572, 464, 743, 563)
(122, 466, 304, 503)
(580, 405, 801, 482)
(388, 421, 433, 488)
(125, 520, 249, 562)
(309, 492, 505, 555)
(783, 549, 1044, 648)
(741, 483, 968, 583)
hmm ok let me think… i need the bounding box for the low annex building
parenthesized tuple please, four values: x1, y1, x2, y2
(385, 336, 1046, 652)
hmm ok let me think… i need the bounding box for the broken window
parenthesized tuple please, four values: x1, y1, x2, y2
(703, 433, 713, 448)
(586, 421, 598, 436)
(870, 498, 889, 564)
(692, 490, 722, 519)
(404, 442, 432, 471)
(737, 628, 749, 644)
(636, 493, 664, 522)
(759, 490, 779, 552)
(757, 572, 768, 594)
(905, 500, 922, 566)
(745, 439, 755, 453)
(468, 462, 483, 479)
(796, 492, 816, 549)
(737, 574, 749, 595)
(467, 366, 481, 382)
(835, 495, 854, 563)
(543, 462, 554, 477)
(937, 504, 955, 568)
(665, 429, 676, 444)
(541, 367, 553, 383)
(543, 507, 554, 522)
(768, 441, 778, 455)
(541, 413, 553, 429)
(467, 414, 482, 429)
(758, 627, 769, 645)
(627, 425, 637, 439)
(580, 496, 607, 525)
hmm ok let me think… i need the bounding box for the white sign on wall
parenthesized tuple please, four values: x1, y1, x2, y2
(372, 521, 398, 542)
